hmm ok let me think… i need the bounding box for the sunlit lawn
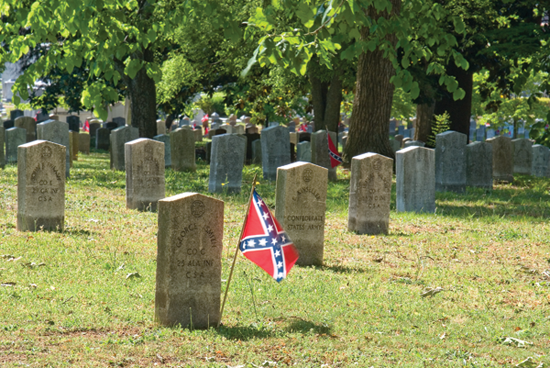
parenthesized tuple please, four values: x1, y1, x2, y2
(0, 151, 549, 367)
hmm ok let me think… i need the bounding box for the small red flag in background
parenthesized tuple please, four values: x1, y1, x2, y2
(327, 132, 342, 168)
(239, 189, 299, 282)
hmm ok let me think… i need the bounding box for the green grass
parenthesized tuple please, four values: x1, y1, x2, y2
(1, 152, 550, 367)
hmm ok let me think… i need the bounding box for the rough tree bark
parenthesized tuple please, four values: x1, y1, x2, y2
(343, 0, 401, 164)
(309, 64, 343, 134)
(127, 48, 157, 138)
(433, 62, 474, 137)
(414, 100, 435, 143)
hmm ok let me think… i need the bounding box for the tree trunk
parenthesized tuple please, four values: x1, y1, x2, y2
(309, 64, 343, 134)
(415, 100, 435, 143)
(343, 1, 401, 164)
(128, 49, 157, 138)
(433, 63, 473, 136)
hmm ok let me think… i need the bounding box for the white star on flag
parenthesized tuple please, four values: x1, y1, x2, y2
(259, 239, 267, 246)
(262, 212, 269, 220)
(247, 239, 256, 248)
(277, 261, 283, 269)
(274, 250, 281, 257)
(271, 238, 277, 245)
(281, 236, 286, 242)
(267, 224, 274, 232)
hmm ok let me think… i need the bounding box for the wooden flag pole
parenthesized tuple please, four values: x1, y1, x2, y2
(218, 173, 258, 328)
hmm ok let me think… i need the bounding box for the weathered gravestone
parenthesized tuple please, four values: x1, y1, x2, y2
(154, 134, 171, 167)
(179, 117, 191, 127)
(155, 193, 224, 329)
(435, 131, 467, 193)
(0, 127, 5, 169)
(275, 162, 327, 266)
(219, 124, 233, 134)
(35, 111, 49, 123)
(394, 134, 404, 147)
(3, 120, 14, 130)
(245, 133, 261, 164)
(14, 116, 36, 142)
(89, 121, 101, 138)
(205, 141, 212, 164)
(251, 139, 262, 165)
(296, 141, 312, 162)
(66, 115, 80, 132)
(125, 139, 165, 211)
(311, 130, 337, 181)
(6, 127, 26, 163)
(49, 114, 59, 121)
(348, 153, 393, 234)
(233, 125, 245, 135)
(487, 136, 513, 183)
(17, 140, 65, 231)
(389, 139, 401, 153)
(69, 131, 79, 161)
(289, 132, 298, 146)
(96, 128, 110, 150)
(512, 138, 532, 175)
(157, 121, 166, 136)
(194, 129, 203, 142)
(37, 120, 71, 177)
(261, 125, 291, 181)
(10, 109, 24, 121)
(465, 142, 493, 189)
(476, 126, 486, 141)
(171, 128, 196, 172)
(396, 147, 435, 213)
(532, 145, 550, 178)
(110, 126, 139, 171)
(105, 122, 118, 131)
(342, 135, 348, 149)
(78, 133, 90, 154)
(209, 134, 246, 193)
(113, 117, 126, 127)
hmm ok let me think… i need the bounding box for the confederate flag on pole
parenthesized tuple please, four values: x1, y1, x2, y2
(239, 189, 299, 282)
(327, 132, 342, 168)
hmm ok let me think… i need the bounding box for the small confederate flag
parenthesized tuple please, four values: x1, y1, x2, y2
(83, 120, 90, 133)
(239, 189, 299, 282)
(327, 132, 342, 168)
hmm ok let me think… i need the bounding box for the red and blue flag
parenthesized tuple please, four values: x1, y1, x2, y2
(327, 132, 342, 168)
(239, 189, 299, 282)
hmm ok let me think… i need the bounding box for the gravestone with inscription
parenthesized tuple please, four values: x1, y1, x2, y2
(209, 134, 246, 193)
(37, 120, 70, 177)
(96, 128, 110, 150)
(435, 131, 467, 193)
(251, 139, 262, 165)
(78, 133, 90, 154)
(6, 127, 26, 163)
(69, 131, 79, 161)
(348, 153, 393, 234)
(487, 136, 513, 183)
(125, 139, 165, 211)
(311, 130, 337, 181)
(155, 192, 224, 329)
(261, 125, 291, 181)
(532, 145, 549, 178)
(465, 142, 493, 189)
(66, 115, 80, 132)
(110, 126, 139, 171)
(296, 141, 312, 162)
(512, 138, 532, 175)
(171, 128, 196, 172)
(14, 117, 36, 142)
(396, 147, 435, 213)
(0, 127, 4, 169)
(154, 134, 171, 167)
(17, 140, 65, 231)
(276, 162, 327, 266)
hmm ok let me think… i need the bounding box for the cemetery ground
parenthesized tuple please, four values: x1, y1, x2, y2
(1, 153, 550, 367)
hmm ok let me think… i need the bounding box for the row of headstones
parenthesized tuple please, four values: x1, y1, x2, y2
(11, 138, 437, 328)
(0, 120, 92, 173)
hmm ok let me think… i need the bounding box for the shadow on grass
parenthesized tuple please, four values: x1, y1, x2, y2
(216, 324, 277, 340)
(315, 264, 368, 274)
(62, 228, 95, 237)
(284, 318, 332, 335)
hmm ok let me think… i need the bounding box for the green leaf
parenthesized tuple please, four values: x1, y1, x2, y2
(241, 45, 260, 77)
(453, 88, 466, 101)
(296, 3, 314, 27)
(125, 59, 142, 79)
